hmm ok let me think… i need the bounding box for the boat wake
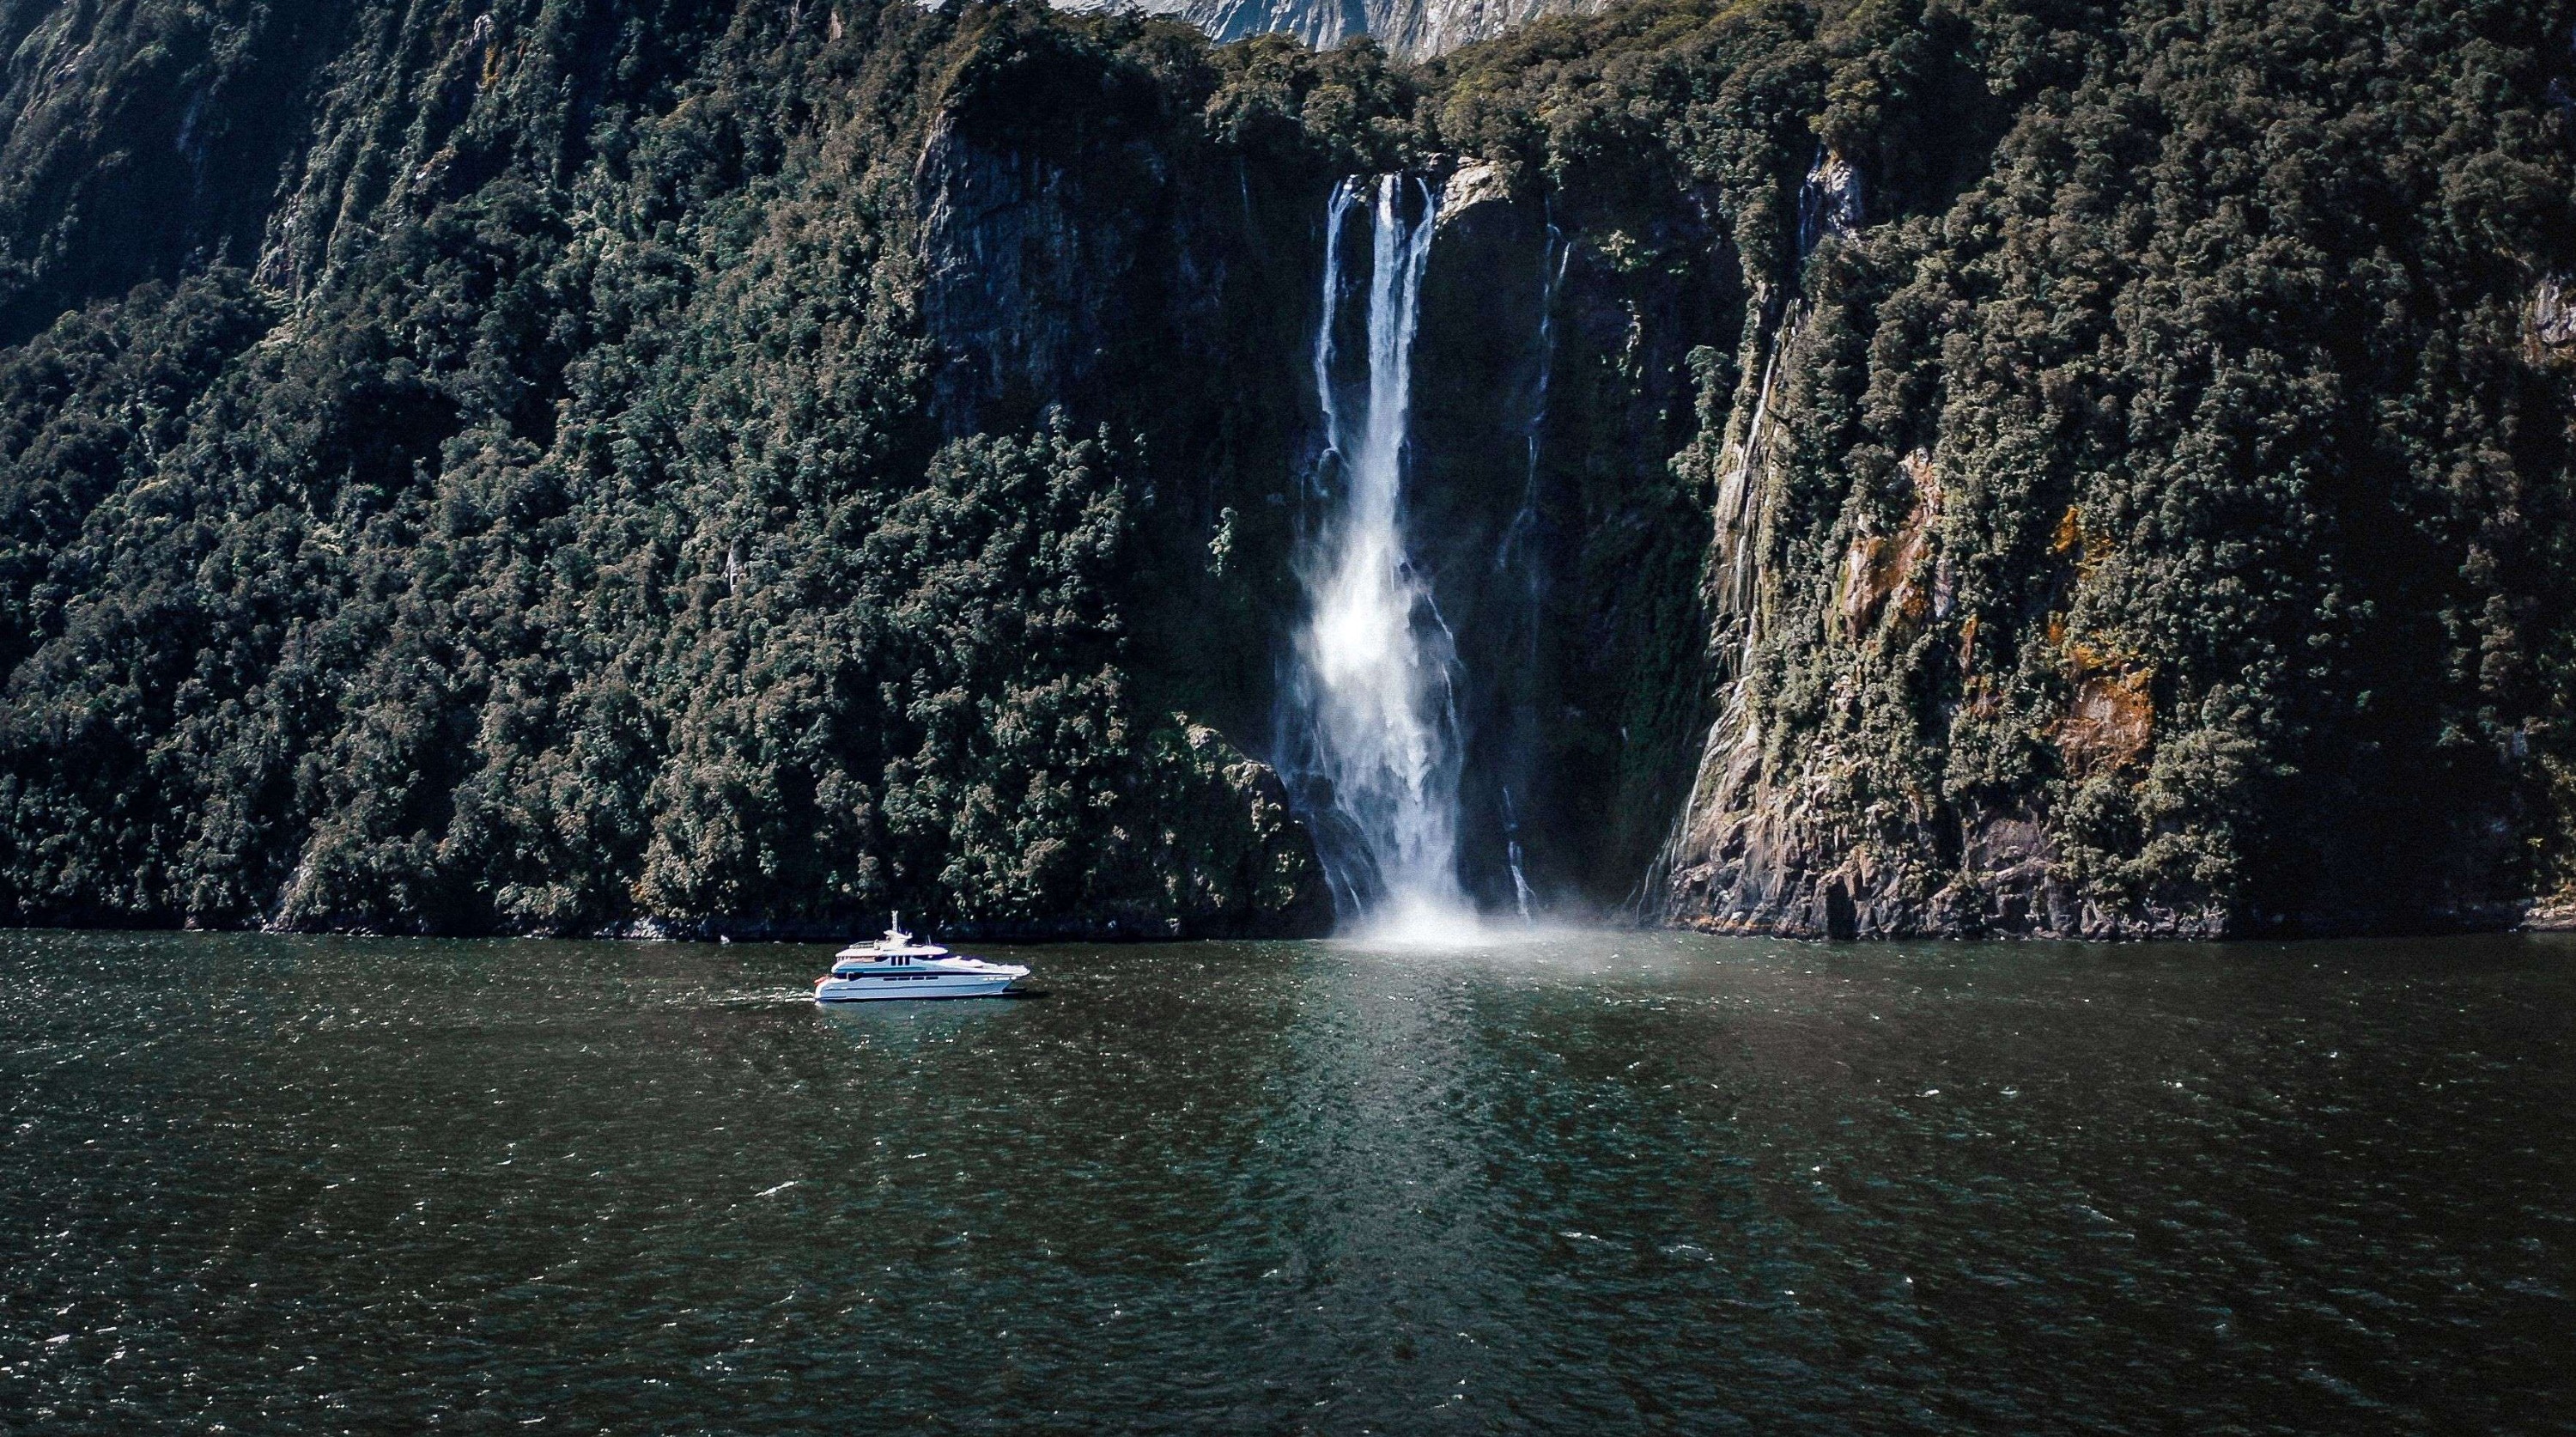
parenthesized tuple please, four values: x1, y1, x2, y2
(704, 989, 828, 1007)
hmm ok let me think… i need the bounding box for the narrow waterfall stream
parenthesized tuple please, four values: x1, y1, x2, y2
(1279, 174, 1470, 935)
(1492, 222, 1569, 925)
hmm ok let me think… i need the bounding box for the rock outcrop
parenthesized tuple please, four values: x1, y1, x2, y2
(1084, 0, 1606, 58)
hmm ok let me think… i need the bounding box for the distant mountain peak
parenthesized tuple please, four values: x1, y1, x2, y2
(1057, 0, 1604, 57)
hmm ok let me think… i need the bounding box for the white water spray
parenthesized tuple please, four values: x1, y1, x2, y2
(1282, 174, 1470, 938)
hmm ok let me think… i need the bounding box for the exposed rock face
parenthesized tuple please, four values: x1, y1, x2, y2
(1079, 0, 1606, 57)
(1650, 155, 2234, 941)
(2057, 671, 2153, 779)
(1796, 150, 1864, 253)
(1831, 451, 1936, 642)
(2535, 275, 2576, 350)
(915, 119, 1119, 436)
(1402, 157, 1736, 912)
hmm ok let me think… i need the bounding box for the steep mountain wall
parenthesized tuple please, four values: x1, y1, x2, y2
(0, 0, 2570, 940)
(0, 1, 1358, 939)
(1642, 1, 2576, 938)
(0, 0, 354, 344)
(1400, 161, 1735, 910)
(1113, 0, 1605, 58)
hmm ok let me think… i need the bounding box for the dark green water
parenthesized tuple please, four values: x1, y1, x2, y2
(3, 929, 2571, 1434)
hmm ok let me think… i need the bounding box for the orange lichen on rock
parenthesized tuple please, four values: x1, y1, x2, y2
(2039, 501, 2149, 772)
(1835, 533, 1892, 637)
(1833, 451, 1941, 642)
(2051, 503, 2115, 575)
(2057, 667, 2153, 776)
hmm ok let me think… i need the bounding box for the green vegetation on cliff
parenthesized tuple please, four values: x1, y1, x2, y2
(1627, 0, 2576, 933)
(0, 0, 1333, 935)
(0, 0, 2567, 936)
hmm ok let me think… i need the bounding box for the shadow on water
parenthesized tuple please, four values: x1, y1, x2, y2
(3, 928, 2572, 1433)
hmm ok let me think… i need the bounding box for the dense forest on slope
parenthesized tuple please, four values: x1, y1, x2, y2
(0, 0, 2567, 938)
(1643, 0, 2576, 935)
(0, 0, 1347, 936)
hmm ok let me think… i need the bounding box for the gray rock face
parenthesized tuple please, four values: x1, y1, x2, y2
(914, 120, 1107, 436)
(2536, 274, 2576, 349)
(1399, 159, 1740, 911)
(1644, 150, 2234, 942)
(1065, 0, 1605, 57)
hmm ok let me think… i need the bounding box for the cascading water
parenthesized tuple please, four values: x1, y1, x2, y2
(1492, 222, 1569, 926)
(1279, 174, 1470, 936)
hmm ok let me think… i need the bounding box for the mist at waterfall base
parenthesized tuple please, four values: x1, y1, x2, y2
(1276, 174, 1552, 947)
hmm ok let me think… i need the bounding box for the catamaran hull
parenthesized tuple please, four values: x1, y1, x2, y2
(814, 975, 1023, 1002)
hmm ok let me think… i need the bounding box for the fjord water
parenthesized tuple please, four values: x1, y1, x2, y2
(5, 932, 2573, 1434)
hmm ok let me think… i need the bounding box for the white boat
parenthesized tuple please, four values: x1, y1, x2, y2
(813, 915, 1029, 1002)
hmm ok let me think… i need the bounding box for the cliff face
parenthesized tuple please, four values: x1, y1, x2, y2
(1399, 161, 1733, 911)
(0, 1, 1352, 939)
(1641, 4, 2576, 939)
(1114, 0, 1605, 58)
(0, 0, 2572, 941)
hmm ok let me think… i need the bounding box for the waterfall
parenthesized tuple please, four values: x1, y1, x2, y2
(1491, 222, 1567, 926)
(1279, 174, 1469, 935)
(1501, 788, 1536, 924)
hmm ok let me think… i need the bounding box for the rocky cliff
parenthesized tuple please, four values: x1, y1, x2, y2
(0, 0, 2570, 941)
(1107, 0, 1604, 58)
(1641, 3, 2576, 937)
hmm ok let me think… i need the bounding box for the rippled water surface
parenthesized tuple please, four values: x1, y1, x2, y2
(4, 929, 2573, 1434)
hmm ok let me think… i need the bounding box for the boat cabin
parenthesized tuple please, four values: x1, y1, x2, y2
(829, 915, 949, 975)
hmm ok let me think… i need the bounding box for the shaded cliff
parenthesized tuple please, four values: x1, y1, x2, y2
(1396, 161, 1735, 912)
(0, 0, 2571, 940)
(0, 1, 1355, 938)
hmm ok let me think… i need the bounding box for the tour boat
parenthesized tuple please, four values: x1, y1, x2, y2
(813, 916, 1029, 1002)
